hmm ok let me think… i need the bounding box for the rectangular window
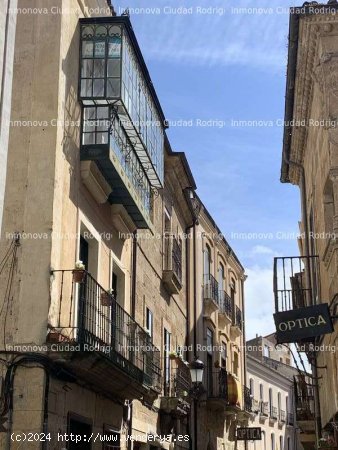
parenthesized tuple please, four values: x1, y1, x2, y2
(233, 351, 239, 376)
(146, 308, 153, 338)
(250, 378, 254, 397)
(260, 384, 264, 401)
(264, 345, 270, 358)
(207, 328, 213, 396)
(221, 342, 227, 368)
(103, 427, 121, 450)
(164, 328, 171, 395)
(68, 415, 92, 450)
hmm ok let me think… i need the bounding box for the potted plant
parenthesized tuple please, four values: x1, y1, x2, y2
(318, 436, 337, 449)
(169, 351, 179, 360)
(100, 288, 114, 306)
(72, 261, 86, 283)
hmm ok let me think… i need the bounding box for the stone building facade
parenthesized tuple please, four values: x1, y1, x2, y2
(246, 335, 306, 450)
(278, 3, 338, 448)
(187, 196, 249, 450)
(0, 1, 247, 450)
(0, 1, 17, 234)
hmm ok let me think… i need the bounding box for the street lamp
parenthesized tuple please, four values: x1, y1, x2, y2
(189, 358, 204, 385)
(189, 358, 205, 450)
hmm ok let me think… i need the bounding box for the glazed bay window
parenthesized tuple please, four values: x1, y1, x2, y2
(79, 17, 166, 189)
(81, 105, 152, 228)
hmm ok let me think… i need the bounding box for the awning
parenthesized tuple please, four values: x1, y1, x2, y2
(227, 373, 242, 408)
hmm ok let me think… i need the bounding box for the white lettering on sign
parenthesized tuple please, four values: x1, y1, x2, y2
(278, 315, 327, 331)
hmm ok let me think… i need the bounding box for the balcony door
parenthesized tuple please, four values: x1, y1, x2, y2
(206, 328, 213, 397)
(218, 263, 224, 290)
(78, 237, 89, 343)
(204, 245, 211, 278)
(68, 415, 92, 450)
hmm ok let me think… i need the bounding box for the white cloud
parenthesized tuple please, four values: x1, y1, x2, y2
(244, 265, 276, 339)
(251, 245, 274, 255)
(115, 0, 294, 71)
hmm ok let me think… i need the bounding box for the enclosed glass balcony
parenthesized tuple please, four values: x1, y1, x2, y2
(79, 17, 166, 188)
(81, 105, 152, 228)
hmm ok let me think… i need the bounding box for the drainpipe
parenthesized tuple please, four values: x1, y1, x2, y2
(42, 372, 50, 450)
(193, 223, 197, 359)
(131, 230, 137, 319)
(127, 230, 138, 449)
(185, 224, 193, 352)
(283, 155, 322, 442)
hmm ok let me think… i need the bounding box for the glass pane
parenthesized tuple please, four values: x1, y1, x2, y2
(109, 25, 121, 37)
(83, 132, 95, 145)
(97, 119, 108, 132)
(93, 59, 105, 78)
(80, 79, 92, 97)
(107, 59, 120, 77)
(93, 79, 104, 97)
(81, 59, 93, 77)
(83, 120, 95, 132)
(84, 107, 95, 120)
(107, 78, 120, 98)
(108, 36, 121, 58)
(94, 41, 105, 58)
(97, 107, 109, 119)
(95, 25, 107, 38)
(96, 132, 108, 144)
(82, 41, 93, 58)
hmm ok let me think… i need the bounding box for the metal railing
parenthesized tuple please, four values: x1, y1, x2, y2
(50, 270, 161, 390)
(164, 234, 182, 283)
(243, 386, 252, 412)
(219, 291, 232, 317)
(203, 274, 219, 304)
(279, 410, 286, 422)
(207, 368, 228, 400)
(270, 406, 278, 419)
(233, 305, 243, 330)
(287, 412, 294, 425)
(260, 401, 269, 416)
(172, 363, 191, 398)
(294, 375, 315, 420)
(273, 255, 319, 313)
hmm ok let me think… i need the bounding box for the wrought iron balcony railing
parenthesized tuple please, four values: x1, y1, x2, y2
(294, 375, 315, 420)
(49, 270, 161, 390)
(273, 255, 319, 313)
(203, 274, 219, 304)
(270, 406, 278, 420)
(260, 401, 269, 416)
(219, 290, 232, 317)
(207, 368, 228, 400)
(243, 385, 252, 412)
(279, 409, 286, 422)
(164, 234, 182, 284)
(287, 412, 294, 425)
(233, 305, 243, 330)
(172, 364, 191, 398)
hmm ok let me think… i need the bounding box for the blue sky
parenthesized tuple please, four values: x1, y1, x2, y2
(113, 0, 302, 338)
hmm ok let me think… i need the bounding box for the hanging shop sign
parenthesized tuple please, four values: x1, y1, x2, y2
(273, 303, 333, 344)
(237, 427, 262, 441)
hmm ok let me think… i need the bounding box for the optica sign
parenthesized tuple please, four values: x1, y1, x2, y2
(273, 303, 333, 344)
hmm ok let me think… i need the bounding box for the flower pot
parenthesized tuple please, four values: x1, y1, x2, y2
(72, 269, 85, 283)
(100, 291, 113, 306)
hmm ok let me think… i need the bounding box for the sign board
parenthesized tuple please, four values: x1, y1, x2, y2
(237, 427, 262, 441)
(274, 303, 333, 344)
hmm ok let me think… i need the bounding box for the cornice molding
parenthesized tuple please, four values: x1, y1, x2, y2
(289, 17, 320, 184)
